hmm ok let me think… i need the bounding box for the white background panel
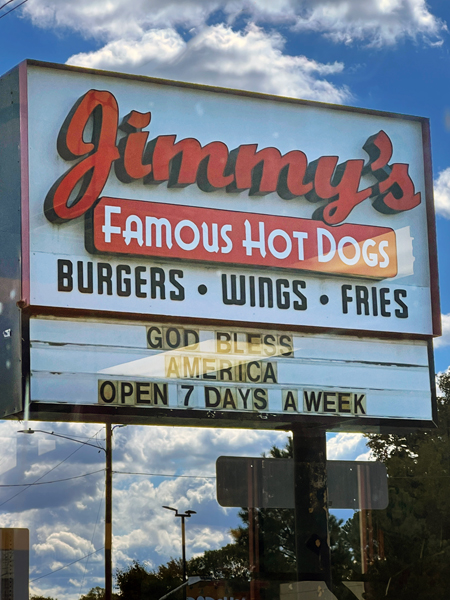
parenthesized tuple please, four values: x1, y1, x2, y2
(25, 65, 434, 335)
(29, 318, 433, 421)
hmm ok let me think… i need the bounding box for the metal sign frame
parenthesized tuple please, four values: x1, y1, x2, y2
(0, 59, 440, 431)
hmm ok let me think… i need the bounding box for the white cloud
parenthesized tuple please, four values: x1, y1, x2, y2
(326, 432, 370, 460)
(23, 0, 446, 47)
(68, 24, 350, 103)
(434, 313, 450, 348)
(434, 167, 450, 218)
(286, 0, 446, 46)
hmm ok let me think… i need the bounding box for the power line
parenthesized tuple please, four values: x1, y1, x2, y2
(30, 547, 105, 583)
(113, 470, 216, 479)
(0, 0, 28, 21)
(0, 0, 17, 11)
(0, 426, 104, 509)
(0, 468, 105, 487)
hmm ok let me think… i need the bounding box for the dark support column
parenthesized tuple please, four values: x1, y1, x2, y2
(292, 427, 331, 590)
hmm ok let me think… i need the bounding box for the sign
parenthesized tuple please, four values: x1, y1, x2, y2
(22, 61, 438, 336)
(215, 457, 389, 510)
(0, 529, 29, 600)
(29, 317, 433, 427)
(0, 60, 440, 427)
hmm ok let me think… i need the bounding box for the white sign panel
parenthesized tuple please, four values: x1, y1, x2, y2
(23, 63, 439, 337)
(30, 317, 433, 425)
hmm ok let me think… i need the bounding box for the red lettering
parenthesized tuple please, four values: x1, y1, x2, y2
(231, 145, 312, 197)
(115, 110, 152, 182)
(44, 94, 421, 226)
(363, 130, 421, 214)
(149, 136, 233, 190)
(44, 90, 120, 223)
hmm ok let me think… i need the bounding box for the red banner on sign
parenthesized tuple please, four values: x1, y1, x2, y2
(88, 198, 397, 278)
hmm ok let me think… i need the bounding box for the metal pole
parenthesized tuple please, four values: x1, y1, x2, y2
(105, 423, 112, 600)
(181, 515, 186, 583)
(292, 427, 331, 590)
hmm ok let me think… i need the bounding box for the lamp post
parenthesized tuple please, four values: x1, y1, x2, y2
(18, 424, 120, 600)
(162, 506, 196, 586)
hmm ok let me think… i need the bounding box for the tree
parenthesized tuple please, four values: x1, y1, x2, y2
(339, 371, 450, 599)
(79, 586, 119, 600)
(115, 559, 184, 600)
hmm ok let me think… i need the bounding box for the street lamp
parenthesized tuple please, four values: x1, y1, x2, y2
(162, 506, 196, 586)
(17, 424, 122, 600)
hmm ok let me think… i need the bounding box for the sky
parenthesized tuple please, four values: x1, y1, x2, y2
(0, 0, 450, 598)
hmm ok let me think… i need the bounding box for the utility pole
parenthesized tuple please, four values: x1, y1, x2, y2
(105, 423, 112, 600)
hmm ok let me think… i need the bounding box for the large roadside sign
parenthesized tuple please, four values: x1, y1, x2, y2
(0, 60, 440, 428)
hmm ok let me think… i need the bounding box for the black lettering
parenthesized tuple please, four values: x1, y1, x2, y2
(205, 386, 221, 408)
(136, 382, 152, 404)
(184, 329, 199, 350)
(203, 358, 217, 380)
(324, 392, 336, 412)
(169, 269, 185, 301)
(338, 393, 351, 413)
(259, 277, 273, 308)
(223, 389, 237, 409)
(283, 391, 297, 411)
(216, 332, 231, 353)
(77, 261, 93, 293)
(304, 390, 322, 412)
(58, 259, 73, 292)
(147, 326, 163, 349)
(394, 289, 408, 318)
(380, 287, 391, 317)
(117, 264, 131, 297)
(354, 393, 366, 414)
(249, 275, 256, 307)
(100, 381, 116, 403)
(253, 388, 268, 410)
(135, 266, 147, 298)
(181, 384, 194, 406)
(236, 363, 246, 382)
(97, 263, 113, 295)
(238, 388, 252, 409)
(247, 334, 261, 354)
(355, 285, 369, 316)
(222, 274, 246, 305)
(293, 280, 307, 311)
(151, 267, 166, 299)
(247, 361, 261, 383)
(342, 284, 352, 314)
(279, 335, 293, 357)
(232, 333, 245, 354)
(165, 327, 181, 349)
(218, 360, 233, 381)
(154, 383, 168, 405)
(120, 382, 134, 403)
(263, 362, 277, 384)
(276, 279, 290, 309)
(371, 286, 378, 317)
(263, 334, 277, 357)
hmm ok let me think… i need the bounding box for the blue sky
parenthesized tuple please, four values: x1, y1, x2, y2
(1, 0, 450, 366)
(1, 1, 449, 597)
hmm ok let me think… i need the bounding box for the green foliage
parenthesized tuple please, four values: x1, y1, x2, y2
(115, 559, 183, 600)
(30, 596, 58, 600)
(79, 586, 119, 600)
(355, 372, 450, 598)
